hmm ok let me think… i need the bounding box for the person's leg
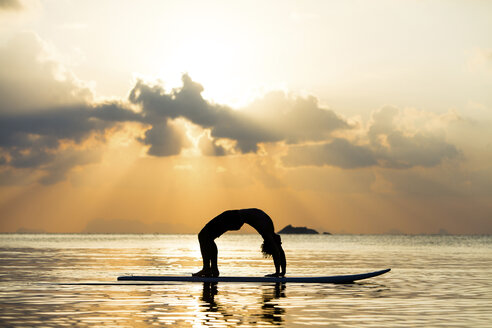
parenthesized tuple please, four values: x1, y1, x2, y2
(200, 235, 211, 271)
(193, 229, 213, 276)
(210, 239, 219, 277)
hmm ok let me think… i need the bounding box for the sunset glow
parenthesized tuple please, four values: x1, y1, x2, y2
(1, 0, 491, 234)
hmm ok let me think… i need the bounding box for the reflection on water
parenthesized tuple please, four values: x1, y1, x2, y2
(260, 283, 285, 325)
(197, 282, 285, 326)
(0, 234, 491, 327)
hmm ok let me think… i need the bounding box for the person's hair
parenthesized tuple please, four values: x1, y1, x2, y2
(261, 234, 282, 258)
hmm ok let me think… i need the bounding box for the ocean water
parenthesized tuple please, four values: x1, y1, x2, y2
(0, 234, 490, 327)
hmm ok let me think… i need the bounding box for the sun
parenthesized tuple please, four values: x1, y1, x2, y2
(155, 37, 253, 108)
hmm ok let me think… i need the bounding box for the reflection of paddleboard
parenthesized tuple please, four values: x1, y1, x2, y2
(117, 268, 390, 283)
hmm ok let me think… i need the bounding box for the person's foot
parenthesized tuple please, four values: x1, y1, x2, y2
(192, 269, 211, 277)
(265, 272, 284, 277)
(192, 268, 219, 277)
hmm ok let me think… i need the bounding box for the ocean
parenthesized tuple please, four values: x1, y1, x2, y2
(0, 234, 490, 327)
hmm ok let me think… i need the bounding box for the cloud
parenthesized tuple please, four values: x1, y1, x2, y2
(368, 106, 461, 168)
(284, 138, 377, 169)
(198, 131, 227, 156)
(1, 31, 353, 177)
(0, 167, 37, 186)
(0, 0, 22, 11)
(139, 120, 189, 156)
(0, 33, 141, 184)
(245, 91, 350, 144)
(0, 101, 143, 184)
(0, 106, 106, 148)
(0, 32, 463, 186)
(0, 33, 93, 113)
(129, 75, 351, 154)
(0, 103, 142, 152)
(283, 106, 460, 169)
(129, 75, 278, 153)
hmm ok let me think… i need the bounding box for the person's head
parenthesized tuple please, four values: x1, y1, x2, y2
(261, 233, 282, 258)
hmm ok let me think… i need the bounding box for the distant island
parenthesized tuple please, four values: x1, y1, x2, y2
(16, 227, 46, 233)
(277, 224, 321, 234)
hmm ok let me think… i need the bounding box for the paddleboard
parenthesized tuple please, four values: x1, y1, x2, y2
(117, 268, 390, 283)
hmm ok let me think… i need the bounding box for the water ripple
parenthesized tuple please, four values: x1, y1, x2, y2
(0, 234, 491, 327)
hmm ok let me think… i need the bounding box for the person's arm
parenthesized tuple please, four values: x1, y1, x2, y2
(271, 244, 286, 276)
(265, 237, 286, 277)
(278, 245, 286, 276)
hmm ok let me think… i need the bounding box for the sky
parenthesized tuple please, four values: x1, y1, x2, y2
(0, 0, 491, 234)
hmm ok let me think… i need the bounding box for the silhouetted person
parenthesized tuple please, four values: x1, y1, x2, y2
(193, 208, 286, 277)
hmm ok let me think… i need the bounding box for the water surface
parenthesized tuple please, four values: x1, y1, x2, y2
(0, 234, 490, 327)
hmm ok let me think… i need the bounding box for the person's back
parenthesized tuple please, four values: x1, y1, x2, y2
(201, 209, 245, 239)
(240, 208, 275, 237)
(193, 208, 286, 277)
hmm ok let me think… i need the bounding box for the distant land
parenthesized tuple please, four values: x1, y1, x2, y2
(278, 225, 329, 234)
(82, 218, 184, 234)
(5, 224, 456, 235)
(16, 227, 46, 233)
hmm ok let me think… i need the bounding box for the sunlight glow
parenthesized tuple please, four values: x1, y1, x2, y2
(155, 37, 254, 107)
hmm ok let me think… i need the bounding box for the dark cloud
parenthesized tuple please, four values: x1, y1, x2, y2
(0, 168, 32, 186)
(0, 0, 22, 11)
(0, 33, 145, 184)
(92, 102, 143, 123)
(0, 103, 139, 184)
(283, 106, 460, 169)
(245, 91, 350, 143)
(368, 106, 461, 168)
(129, 74, 351, 154)
(138, 120, 189, 157)
(198, 133, 227, 156)
(378, 132, 460, 168)
(129, 75, 278, 153)
(284, 138, 377, 169)
(0, 104, 141, 151)
(0, 106, 107, 148)
(8, 147, 55, 169)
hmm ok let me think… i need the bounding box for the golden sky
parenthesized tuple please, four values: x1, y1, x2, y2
(0, 0, 491, 234)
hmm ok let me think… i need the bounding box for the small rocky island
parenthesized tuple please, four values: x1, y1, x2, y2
(277, 224, 319, 234)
